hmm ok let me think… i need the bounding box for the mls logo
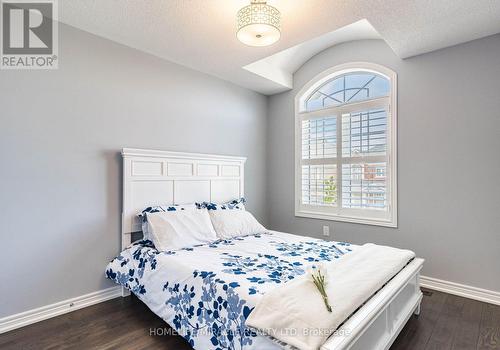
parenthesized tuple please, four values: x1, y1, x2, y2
(1, 0, 58, 69)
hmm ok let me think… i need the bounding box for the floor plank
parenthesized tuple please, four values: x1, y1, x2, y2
(0, 289, 498, 350)
(477, 303, 500, 350)
(424, 293, 466, 350)
(451, 298, 483, 350)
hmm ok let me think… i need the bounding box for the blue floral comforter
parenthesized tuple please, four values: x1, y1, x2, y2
(105, 231, 355, 350)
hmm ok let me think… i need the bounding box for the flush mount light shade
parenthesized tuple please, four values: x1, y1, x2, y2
(237, 1, 281, 47)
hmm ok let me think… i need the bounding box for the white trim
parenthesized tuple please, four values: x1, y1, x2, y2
(420, 275, 500, 306)
(0, 286, 122, 334)
(122, 148, 247, 162)
(294, 62, 398, 228)
(295, 210, 397, 228)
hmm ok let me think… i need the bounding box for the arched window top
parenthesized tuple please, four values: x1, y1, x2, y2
(297, 63, 395, 113)
(303, 72, 389, 111)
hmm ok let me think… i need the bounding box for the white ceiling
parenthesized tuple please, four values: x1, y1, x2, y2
(59, 0, 500, 95)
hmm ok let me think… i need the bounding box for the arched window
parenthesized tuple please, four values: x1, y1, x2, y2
(295, 62, 397, 227)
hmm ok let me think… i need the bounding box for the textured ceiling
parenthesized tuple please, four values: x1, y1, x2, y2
(59, 0, 500, 95)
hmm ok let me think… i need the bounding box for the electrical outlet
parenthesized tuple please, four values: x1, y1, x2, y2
(322, 225, 330, 236)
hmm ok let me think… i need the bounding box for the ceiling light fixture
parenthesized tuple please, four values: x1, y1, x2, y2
(237, 0, 281, 47)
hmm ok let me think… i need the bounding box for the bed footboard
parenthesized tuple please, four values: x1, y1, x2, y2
(321, 258, 424, 350)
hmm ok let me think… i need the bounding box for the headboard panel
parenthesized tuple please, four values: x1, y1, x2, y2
(121, 148, 246, 249)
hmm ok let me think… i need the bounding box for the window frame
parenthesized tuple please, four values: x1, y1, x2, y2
(294, 62, 398, 227)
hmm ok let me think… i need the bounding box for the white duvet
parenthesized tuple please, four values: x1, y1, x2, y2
(105, 231, 411, 350)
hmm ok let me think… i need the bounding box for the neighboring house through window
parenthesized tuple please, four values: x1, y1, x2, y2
(295, 62, 397, 227)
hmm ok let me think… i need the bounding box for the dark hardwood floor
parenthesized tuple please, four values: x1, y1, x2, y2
(0, 288, 498, 350)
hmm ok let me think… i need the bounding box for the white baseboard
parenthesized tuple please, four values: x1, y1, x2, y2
(420, 275, 500, 306)
(0, 286, 122, 334)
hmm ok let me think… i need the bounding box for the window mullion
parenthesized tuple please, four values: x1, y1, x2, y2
(336, 113, 342, 210)
(298, 97, 388, 120)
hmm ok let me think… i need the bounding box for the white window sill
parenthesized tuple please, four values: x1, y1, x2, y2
(295, 210, 397, 228)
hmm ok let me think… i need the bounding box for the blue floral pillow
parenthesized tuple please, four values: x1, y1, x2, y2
(196, 197, 246, 211)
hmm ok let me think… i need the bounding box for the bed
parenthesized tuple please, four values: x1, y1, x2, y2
(107, 148, 424, 350)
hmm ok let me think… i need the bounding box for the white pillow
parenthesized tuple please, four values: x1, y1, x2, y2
(146, 209, 217, 251)
(208, 210, 267, 239)
(139, 204, 196, 241)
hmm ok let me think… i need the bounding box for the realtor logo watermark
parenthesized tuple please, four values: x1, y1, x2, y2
(1, 0, 58, 69)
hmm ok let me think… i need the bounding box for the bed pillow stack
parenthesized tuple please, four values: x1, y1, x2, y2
(138, 198, 267, 251)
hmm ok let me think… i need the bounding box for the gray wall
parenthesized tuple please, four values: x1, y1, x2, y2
(0, 24, 268, 317)
(267, 35, 500, 292)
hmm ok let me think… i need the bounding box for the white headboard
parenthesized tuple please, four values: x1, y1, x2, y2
(121, 148, 246, 249)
